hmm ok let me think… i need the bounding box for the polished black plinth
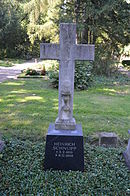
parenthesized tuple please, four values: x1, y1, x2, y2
(44, 123, 84, 171)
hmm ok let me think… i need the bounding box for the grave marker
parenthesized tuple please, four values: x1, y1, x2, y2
(40, 23, 95, 171)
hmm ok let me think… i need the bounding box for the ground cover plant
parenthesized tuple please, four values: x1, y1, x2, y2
(0, 59, 25, 67)
(0, 138, 130, 195)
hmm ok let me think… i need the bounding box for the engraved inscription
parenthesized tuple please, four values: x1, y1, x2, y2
(52, 142, 77, 158)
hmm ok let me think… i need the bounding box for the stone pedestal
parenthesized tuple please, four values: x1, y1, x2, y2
(44, 124, 84, 171)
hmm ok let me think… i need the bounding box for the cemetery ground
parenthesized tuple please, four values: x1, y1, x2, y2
(0, 70, 130, 194)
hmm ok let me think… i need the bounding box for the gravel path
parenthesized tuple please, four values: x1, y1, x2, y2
(0, 67, 21, 83)
(0, 60, 42, 83)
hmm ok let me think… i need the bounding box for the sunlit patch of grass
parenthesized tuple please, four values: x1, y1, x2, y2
(3, 81, 25, 86)
(24, 96, 44, 101)
(102, 87, 129, 96)
(15, 96, 45, 103)
(103, 88, 116, 92)
(11, 89, 28, 94)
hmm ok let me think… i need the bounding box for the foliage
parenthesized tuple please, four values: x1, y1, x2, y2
(0, 138, 129, 195)
(48, 63, 59, 88)
(24, 0, 60, 44)
(0, 79, 130, 138)
(0, 0, 29, 58)
(92, 44, 118, 76)
(48, 61, 93, 89)
(94, 74, 130, 87)
(75, 61, 93, 90)
(25, 68, 40, 76)
(58, 0, 130, 75)
(0, 0, 129, 74)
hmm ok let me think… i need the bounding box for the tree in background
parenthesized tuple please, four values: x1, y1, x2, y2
(24, 0, 60, 44)
(0, 0, 29, 58)
(0, 0, 129, 72)
(58, 0, 130, 75)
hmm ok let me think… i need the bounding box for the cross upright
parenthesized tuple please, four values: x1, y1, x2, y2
(40, 23, 94, 130)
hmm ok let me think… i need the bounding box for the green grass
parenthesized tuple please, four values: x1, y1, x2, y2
(0, 78, 130, 138)
(0, 58, 25, 67)
(0, 138, 129, 195)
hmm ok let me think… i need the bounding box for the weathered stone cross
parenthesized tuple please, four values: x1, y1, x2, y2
(40, 23, 94, 130)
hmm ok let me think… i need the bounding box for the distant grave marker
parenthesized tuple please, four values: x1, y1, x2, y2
(99, 132, 118, 147)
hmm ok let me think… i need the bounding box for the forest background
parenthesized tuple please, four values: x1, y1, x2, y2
(0, 0, 129, 75)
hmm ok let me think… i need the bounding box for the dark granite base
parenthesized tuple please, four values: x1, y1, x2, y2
(44, 123, 84, 171)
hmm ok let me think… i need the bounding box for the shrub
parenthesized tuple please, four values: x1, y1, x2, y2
(25, 69, 39, 76)
(93, 44, 119, 76)
(48, 61, 93, 90)
(75, 61, 93, 90)
(48, 64, 59, 88)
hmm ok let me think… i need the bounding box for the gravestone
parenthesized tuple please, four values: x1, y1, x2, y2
(99, 132, 118, 147)
(40, 23, 94, 171)
(123, 130, 130, 170)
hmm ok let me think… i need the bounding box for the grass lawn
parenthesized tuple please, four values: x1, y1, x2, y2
(0, 77, 130, 195)
(0, 58, 25, 67)
(0, 78, 130, 139)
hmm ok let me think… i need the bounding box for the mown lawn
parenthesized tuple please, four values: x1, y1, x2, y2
(0, 78, 130, 138)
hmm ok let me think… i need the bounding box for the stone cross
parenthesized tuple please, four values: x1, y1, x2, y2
(40, 23, 94, 130)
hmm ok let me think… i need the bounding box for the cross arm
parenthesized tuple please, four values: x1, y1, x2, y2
(73, 44, 95, 61)
(40, 43, 60, 60)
